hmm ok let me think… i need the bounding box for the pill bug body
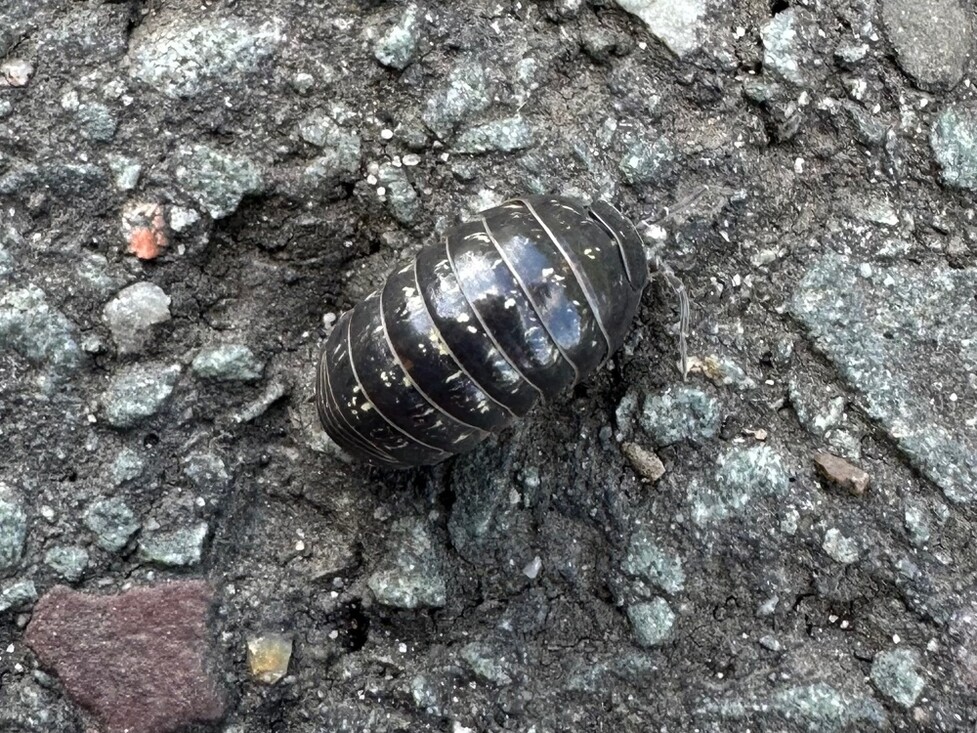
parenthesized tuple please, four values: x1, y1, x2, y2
(316, 195, 649, 469)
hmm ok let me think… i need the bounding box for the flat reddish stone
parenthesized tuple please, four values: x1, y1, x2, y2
(25, 580, 226, 733)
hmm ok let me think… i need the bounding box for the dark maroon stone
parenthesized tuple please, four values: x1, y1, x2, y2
(25, 580, 226, 733)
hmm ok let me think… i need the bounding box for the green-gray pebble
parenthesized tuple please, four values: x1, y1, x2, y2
(374, 4, 419, 70)
(931, 105, 977, 191)
(44, 546, 89, 582)
(191, 344, 263, 381)
(0, 487, 27, 574)
(102, 363, 181, 428)
(0, 579, 36, 612)
(368, 518, 446, 609)
(627, 597, 675, 647)
(0, 286, 81, 378)
(870, 647, 925, 707)
(641, 385, 720, 446)
(453, 117, 533, 154)
(138, 522, 209, 567)
(84, 497, 140, 552)
(174, 144, 263, 219)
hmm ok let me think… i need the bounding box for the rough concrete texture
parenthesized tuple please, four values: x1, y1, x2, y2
(1, 0, 976, 731)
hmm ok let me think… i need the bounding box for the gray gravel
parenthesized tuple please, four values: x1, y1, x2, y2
(104, 282, 172, 354)
(83, 497, 139, 554)
(881, 0, 973, 90)
(0, 485, 27, 575)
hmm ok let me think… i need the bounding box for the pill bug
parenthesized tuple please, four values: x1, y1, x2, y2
(316, 195, 670, 469)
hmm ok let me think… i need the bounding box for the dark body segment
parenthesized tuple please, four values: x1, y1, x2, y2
(327, 311, 450, 466)
(527, 196, 646, 355)
(482, 200, 608, 379)
(414, 243, 540, 417)
(316, 323, 406, 466)
(316, 195, 650, 470)
(348, 290, 488, 454)
(446, 220, 576, 400)
(380, 262, 516, 433)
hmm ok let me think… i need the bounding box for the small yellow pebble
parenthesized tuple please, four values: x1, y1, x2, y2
(246, 634, 293, 685)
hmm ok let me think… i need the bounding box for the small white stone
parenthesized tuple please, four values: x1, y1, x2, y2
(522, 555, 542, 579)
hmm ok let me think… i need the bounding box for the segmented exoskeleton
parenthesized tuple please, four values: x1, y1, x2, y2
(316, 195, 684, 469)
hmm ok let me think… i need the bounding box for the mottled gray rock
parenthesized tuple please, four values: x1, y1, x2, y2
(110, 448, 145, 485)
(621, 528, 685, 594)
(792, 255, 977, 503)
(615, 0, 707, 57)
(0, 676, 78, 732)
(84, 497, 139, 552)
(870, 647, 925, 707)
(788, 374, 844, 439)
(0, 245, 12, 280)
(0, 485, 27, 575)
(377, 163, 419, 224)
(881, 0, 972, 90)
(566, 651, 656, 693)
(61, 93, 117, 142)
(368, 518, 446, 609)
(174, 144, 263, 219)
(627, 597, 675, 647)
(76, 253, 127, 297)
(291, 72, 315, 93)
(0, 58, 33, 87)
(298, 112, 360, 152)
(168, 207, 200, 233)
(640, 385, 720, 446)
(822, 528, 859, 564)
(0, 285, 81, 382)
(619, 137, 674, 186)
(834, 43, 869, 66)
(191, 344, 263, 381)
(107, 154, 142, 191)
(104, 282, 172, 354)
(447, 458, 519, 564)
(374, 4, 419, 70)
(761, 9, 814, 85)
(690, 445, 789, 525)
(453, 117, 533, 154)
(102, 363, 181, 428)
(0, 162, 107, 199)
(702, 682, 887, 731)
(0, 579, 37, 612)
(138, 522, 209, 567)
(129, 15, 282, 98)
(460, 642, 514, 685)
(842, 102, 887, 146)
(302, 133, 363, 188)
(930, 105, 977, 191)
(44, 546, 89, 583)
(422, 59, 491, 139)
(182, 452, 230, 490)
(78, 105, 117, 143)
(903, 502, 932, 546)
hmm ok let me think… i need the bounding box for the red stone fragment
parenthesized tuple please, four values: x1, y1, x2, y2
(123, 203, 168, 260)
(25, 581, 226, 733)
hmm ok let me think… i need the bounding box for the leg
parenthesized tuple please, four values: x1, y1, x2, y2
(648, 255, 690, 381)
